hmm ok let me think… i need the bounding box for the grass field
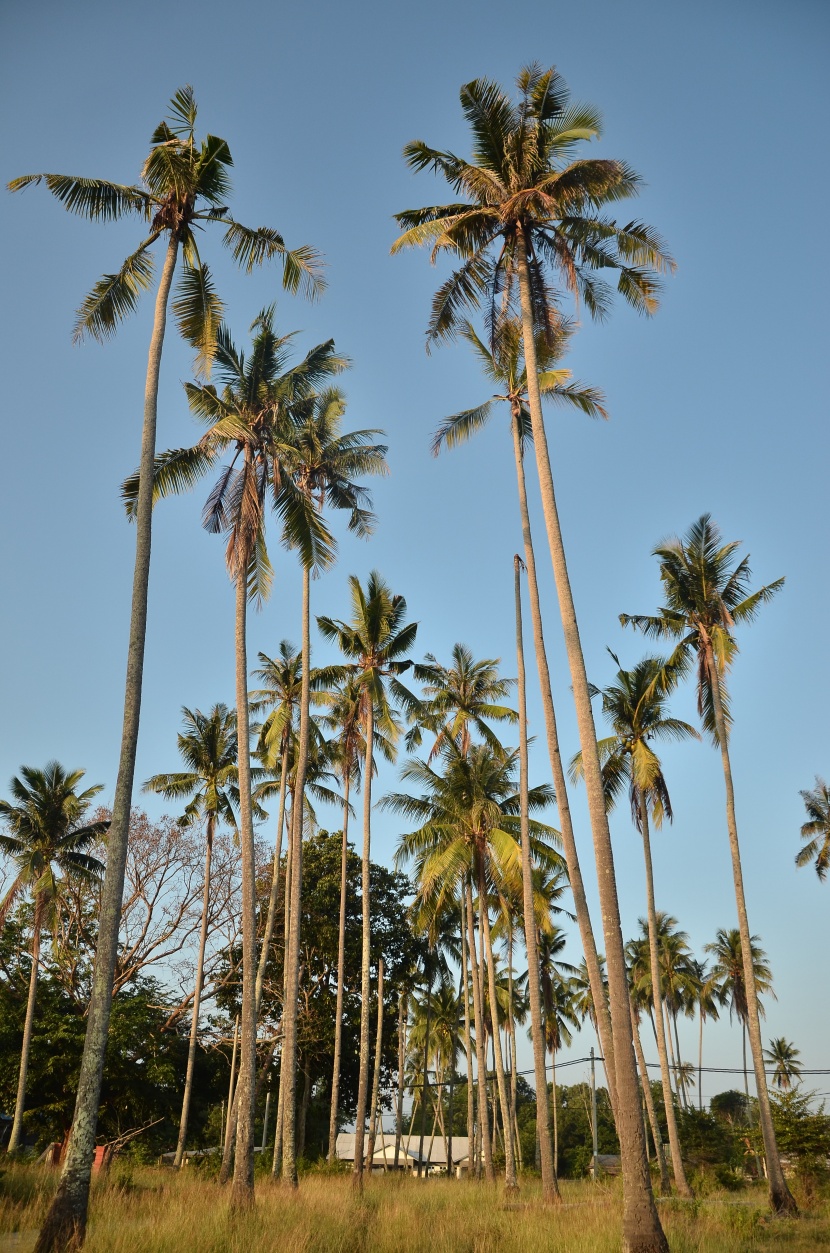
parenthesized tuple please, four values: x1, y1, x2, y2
(1, 1166, 828, 1252)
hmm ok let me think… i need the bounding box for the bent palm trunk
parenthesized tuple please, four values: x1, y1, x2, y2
(704, 643, 795, 1214)
(509, 407, 618, 1119)
(174, 817, 215, 1168)
(516, 234, 665, 1252)
(35, 234, 180, 1253)
(8, 901, 43, 1153)
(514, 555, 559, 1201)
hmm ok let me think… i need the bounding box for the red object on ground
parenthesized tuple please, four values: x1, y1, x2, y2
(92, 1145, 108, 1172)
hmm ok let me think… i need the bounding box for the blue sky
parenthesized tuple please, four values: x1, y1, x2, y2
(1, 0, 828, 1097)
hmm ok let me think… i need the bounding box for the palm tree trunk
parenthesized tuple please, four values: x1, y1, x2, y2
(281, 565, 312, 1187)
(173, 815, 215, 1168)
(672, 1013, 688, 1110)
(366, 957, 385, 1165)
(551, 1053, 558, 1179)
(465, 880, 494, 1180)
(630, 999, 670, 1196)
(255, 742, 290, 1012)
(327, 772, 352, 1160)
(509, 406, 618, 1119)
(460, 899, 475, 1172)
(515, 235, 664, 1253)
(224, 1015, 240, 1159)
(478, 862, 517, 1191)
(394, 991, 406, 1168)
(352, 699, 374, 1191)
(271, 787, 295, 1178)
(638, 797, 692, 1196)
(513, 554, 558, 1200)
(417, 966, 432, 1178)
(231, 564, 258, 1209)
(8, 902, 42, 1153)
(698, 1013, 704, 1114)
(703, 641, 795, 1214)
(35, 233, 180, 1253)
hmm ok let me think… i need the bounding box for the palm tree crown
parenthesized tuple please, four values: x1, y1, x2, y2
(409, 643, 517, 759)
(392, 64, 673, 346)
(143, 703, 239, 828)
(763, 1038, 803, 1091)
(796, 776, 830, 881)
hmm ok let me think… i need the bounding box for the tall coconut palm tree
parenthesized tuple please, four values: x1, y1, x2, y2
(318, 572, 418, 1188)
(143, 704, 238, 1168)
(319, 677, 396, 1161)
(693, 960, 723, 1113)
(621, 514, 793, 1214)
(796, 777, 830, 881)
(276, 394, 388, 1186)
(390, 742, 563, 1192)
(705, 928, 775, 1111)
(14, 91, 323, 1251)
(124, 311, 346, 1205)
(572, 653, 698, 1196)
(763, 1038, 802, 1091)
(408, 643, 517, 759)
(393, 68, 675, 1246)
(430, 317, 618, 1120)
(0, 764, 106, 1154)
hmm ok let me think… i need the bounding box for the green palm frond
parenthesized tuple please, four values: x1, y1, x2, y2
(7, 174, 151, 220)
(222, 222, 326, 298)
(172, 258, 224, 377)
(73, 238, 158, 342)
(122, 442, 221, 519)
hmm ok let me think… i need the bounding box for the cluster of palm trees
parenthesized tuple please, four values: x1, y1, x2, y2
(5, 62, 819, 1253)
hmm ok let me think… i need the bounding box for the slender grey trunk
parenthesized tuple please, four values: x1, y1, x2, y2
(394, 991, 406, 1168)
(366, 957, 384, 1164)
(224, 1015, 239, 1158)
(8, 902, 42, 1153)
(460, 907, 475, 1175)
(703, 639, 795, 1213)
(281, 566, 311, 1186)
(465, 880, 493, 1179)
(352, 699, 375, 1190)
(478, 863, 517, 1190)
(271, 788, 295, 1179)
(173, 816, 215, 1167)
(515, 235, 664, 1252)
(508, 405, 618, 1119)
(630, 1000, 670, 1196)
(327, 772, 352, 1159)
(639, 796, 692, 1196)
(417, 964, 432, 1178)
(255, 742, 290, 1012)
(698, 1012, 704, 1114)
(231, 565, 258, 1208)
(513, 555, 558, 1200)
(551, 1053, 558, 1178)
(36, 233, 179, 1253)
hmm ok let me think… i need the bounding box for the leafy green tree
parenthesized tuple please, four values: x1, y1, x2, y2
(393, 68, 674, 1248)
(0, 764, 106, 1153)
(11, 87, 323, 1251)
(573, 651, 698, 1196)
(764, 1038, 802, 1092)
(796, 777, 830, 881)
(621, 514, 793, 1214)
(318, 572, 418, 1187)
(143, 703, 238, 1167)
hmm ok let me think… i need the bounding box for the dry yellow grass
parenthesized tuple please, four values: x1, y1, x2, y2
(1, 1167, 828, 1253)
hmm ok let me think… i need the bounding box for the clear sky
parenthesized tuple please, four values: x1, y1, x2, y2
(1, 0, 828, 1099)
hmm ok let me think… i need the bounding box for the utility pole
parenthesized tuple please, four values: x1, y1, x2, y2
(590, 1046, 599, 1181)
(261, 1079, 272, 1152)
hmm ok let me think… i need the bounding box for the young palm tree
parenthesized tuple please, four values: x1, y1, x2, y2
(393, 72, 675, 1241)
(318, 572, 418, 1188)
(622, 515, 794, 1214)
(0, 764, 106, 1154)
(143, 704, 238, 1168)
(572, 653, 698, 1196)
(431, 317, 618, 1117)
(276, 393, 388, 1186)
(319, 677, 396, 1161)
(14, 90, 324, 1252)
(390, 742, 562, 1192)
(705, 928, 775, 1110)
(763, 1038, 802, 1091)
(796, 777, 830, 881)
